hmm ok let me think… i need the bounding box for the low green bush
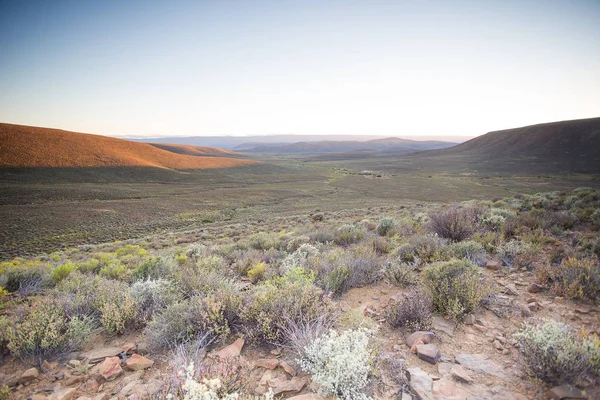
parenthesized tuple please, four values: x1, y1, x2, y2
(377, 217, 395, 236)
(334, 224, 364, 246)
(514, 319, 600, 384)
(424, 259, 491, 319)
(6, 299, 95, 365)
(535, 257, 600, 300)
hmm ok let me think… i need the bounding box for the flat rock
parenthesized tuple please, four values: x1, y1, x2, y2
(455, 354, 507, 379)
(432, 378, 458, 397)
(485, 260, 501, 271)
(416, 344, 440, 364)
(19, 367, 40, 384)
(270, 376, 308, 396)
(450, 364, 473, 384)
(527, 283, 544, 293)
(98, 357, 122, 381)
(504, 284, 518, 295)
(216, 338, 245, 359)
(125, 354, 154, 371)
(48, 388, 77, 400)
(546, 385, 588, 399)
(437, 362, 454, 376)
(405, 331, 435, 348)
(279, 360, 297, 376)
(82, 347, 123, 364)
(407, 367, 434, 400)
(432, 316, 455, 336)
(255, 358, 279, 370)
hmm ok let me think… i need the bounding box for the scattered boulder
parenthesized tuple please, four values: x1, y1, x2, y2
(485, 260, 501, 271)
(19, 367, 40, 385)
(546, 385, 588, 400)
(455, 353, 507, 379)
(405, 331, 435, 348)
(255, 358, 279, 370)
(98, 357, 122, 381)
(432, 316, 455, 336)
(216, 338, 245, 359)
(407, 367, 434, 400)
(279, 360, 297, 376)
(82, 347, 123, 364)
(125, 354, 154, 371)
(527, 283, 544, 293)
(48, 388, 77, 400)
(416, 344, 441, 364)
(450, 364, 473, 384)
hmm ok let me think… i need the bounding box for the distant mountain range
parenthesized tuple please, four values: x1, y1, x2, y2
(234, 137, 456, 153)
(136, 134, 470, 149)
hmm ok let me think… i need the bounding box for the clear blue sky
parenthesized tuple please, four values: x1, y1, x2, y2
(0, 0, 599, 137)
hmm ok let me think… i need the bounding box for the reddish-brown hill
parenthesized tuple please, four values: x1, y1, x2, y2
(148, 143, 239, 156)
(0, 123, 257, 169)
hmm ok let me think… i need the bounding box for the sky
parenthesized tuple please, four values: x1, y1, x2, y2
(0, 0, 599, 138)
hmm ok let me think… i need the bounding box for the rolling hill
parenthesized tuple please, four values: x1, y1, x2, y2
(412, 117, 600, 174)
(148, 143, 239, 157)
(0, 123, 257, 169)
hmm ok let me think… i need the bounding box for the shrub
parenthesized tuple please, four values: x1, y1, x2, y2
(53, 263, 76, 283)
(377, 217, 395, 236)
(248, 232, 278, 250)
(334, 224, 364, 246)
(55, 273, 137, 334)
(384, 261, 417, 287)
(424, 260, 491, 319)
(281, 243, 319, 273)
(428, 206, 482, 242)
(536, 257, 600, 300)
(384, 291, 432, 331)
(144, 300, 197, 351)
(280, 312, 337, 359)
(130, 278, 183, 323)
(241, 268, 329, 343)
(391, 235, 448, 264)
(191, 290, 243, 340)
(309, 229, 334, 244)
(310, 244, 383, 296)
(450, 240, 486, 266)
(498, 240, 538, 268)
(299, 328, 374, 400)
(247, 262, 267, 283)
(370, 236, 391, 255)
(2, 261, 51, 294)
(6, 299, 95, 365)
(513, 319, 600, 384)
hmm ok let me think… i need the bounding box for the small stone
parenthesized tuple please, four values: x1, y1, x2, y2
(473, 324, 487, 333)
(19, 367, 40, 384)
(527, 283, 544, 293)
(121, 343, 136, 355)
(216, 338, 245, 359)
(493, 340, 503, 351)
(504, 284, 518, 295)
(521, 305, 533, 317)
(64, 375, 85, 386)
(464, 314, 476, 325)
(48, 388, 77, 400)
(82, 347, 123, 364)
(416, 343, 441, 364)
(135, 342, 149, 356)
(98, 357, 122, 381)
(82, 379, 99, 392)
(485, 260, 501, 271)
(279, 360, 297, 376)
(255, 358, 279, 370)
(546, 385, 587, 399)
(528, 302, 537, 311)
(450, 364, 473, 384)
(125, 354, 154, 371)
(405, 331, 435, 348)
(270, 348, 282, 356)
(32, 394, 47, 400)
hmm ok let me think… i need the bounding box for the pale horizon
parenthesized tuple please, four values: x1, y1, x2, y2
(1, 1, 599, 138)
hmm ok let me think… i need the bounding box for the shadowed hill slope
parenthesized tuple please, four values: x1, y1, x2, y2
(413, 118, 600, 174)
(0, 123, 257, 169)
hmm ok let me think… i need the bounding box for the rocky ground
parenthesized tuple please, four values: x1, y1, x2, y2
(1, 255, 597, 400)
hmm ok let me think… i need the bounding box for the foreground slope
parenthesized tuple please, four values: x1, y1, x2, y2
(417, 117, 600, 173)
(0, 123, 257, 169)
